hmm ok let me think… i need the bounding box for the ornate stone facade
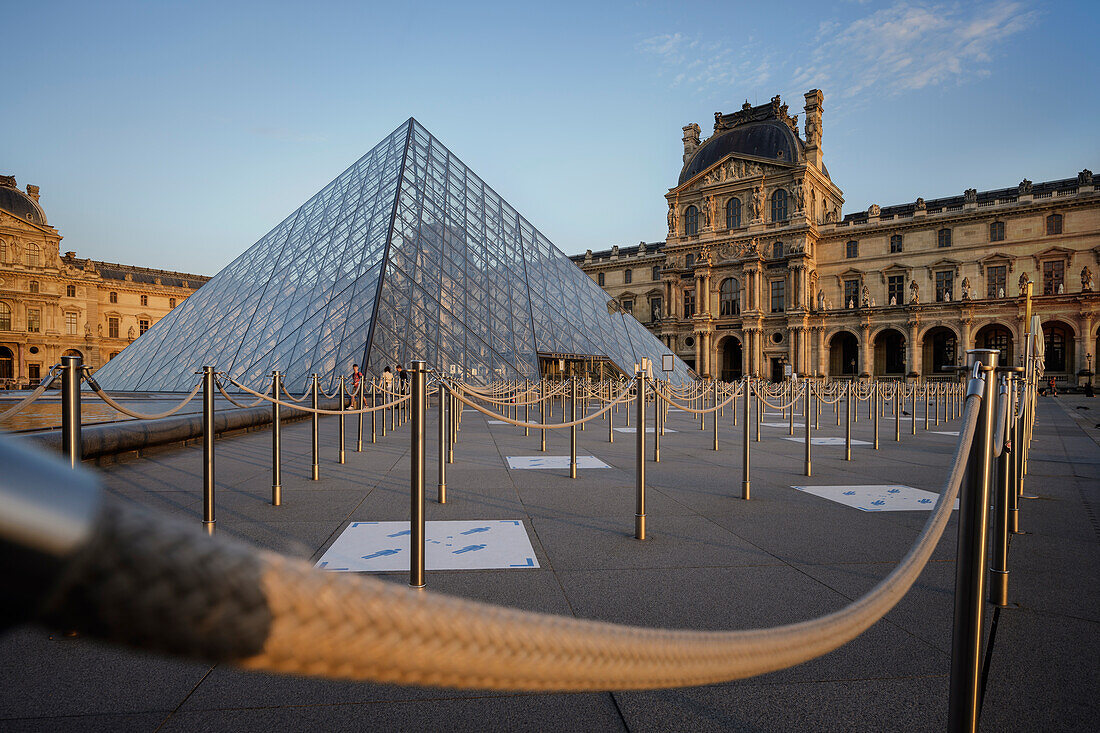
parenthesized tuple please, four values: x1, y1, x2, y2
(0, 175, 209, 387)
(572, 92, 1100, 384)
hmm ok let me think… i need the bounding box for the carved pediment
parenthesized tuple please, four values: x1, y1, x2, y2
(1032, 245, 1075, 268)
(879, 263, 910, 283)
(977, 251, 1014, 275)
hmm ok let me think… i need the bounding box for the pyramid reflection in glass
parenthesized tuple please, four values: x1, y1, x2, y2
(95, 119, 691, 391)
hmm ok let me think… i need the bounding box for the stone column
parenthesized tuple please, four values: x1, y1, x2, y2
(1081, 313, 1094, 376)
(816, 326, 826, 376)
(860, 321, 871, 377)
(960, 317, 973, 354)
(907, 319, 920, 379)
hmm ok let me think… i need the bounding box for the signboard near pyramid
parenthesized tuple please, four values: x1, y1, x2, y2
(94, 119, 692, 391)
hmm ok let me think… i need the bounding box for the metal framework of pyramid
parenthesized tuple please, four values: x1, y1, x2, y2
(95, 119, 692, 391)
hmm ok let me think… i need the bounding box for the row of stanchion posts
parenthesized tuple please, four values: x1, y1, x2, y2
(39, 348, 1041, 731)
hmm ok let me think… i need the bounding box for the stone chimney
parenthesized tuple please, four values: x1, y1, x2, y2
(25, 184, 40, 202)
(803, 89, 824, 170)
(682, 123, 701, 164)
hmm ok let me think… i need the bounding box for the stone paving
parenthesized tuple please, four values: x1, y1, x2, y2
(2, 391, 1098, 732)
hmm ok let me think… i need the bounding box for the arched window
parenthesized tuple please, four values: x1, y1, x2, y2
(0, 302, 11, 331)
(938, 228, 952, 248)
(66, 284, 76, 297)
(771, 189, 788, 222)
(719, 278, 741, 316)
(772, 241, 784, 258)
(890, 234, 903, 253)
(140, 294, 148, 306)
(683, 206, 699, 236)
(846, 240, 859, 259)
(109, 291, 118, 304)
(624, 269, 632, 284)
(989, 221, 1005, 242)
(726, 198, 742, 229)
(1044, 325, 1068, 371)
(0, 345, 13, 380)
(1046, 213, 1063, 235)
(25, 243, 40, 267)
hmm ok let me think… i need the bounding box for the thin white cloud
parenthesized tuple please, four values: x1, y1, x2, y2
(639, 2, 1037, 104)
(794, 1, 1038, 98)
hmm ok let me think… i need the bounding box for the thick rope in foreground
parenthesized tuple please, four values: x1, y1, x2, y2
(450, 379, 636, 429)
(0, 367, 60, 422)
(224, 376, 409, 415)
(84, 377, 203, 420)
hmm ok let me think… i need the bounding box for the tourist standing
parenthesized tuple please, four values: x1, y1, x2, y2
(382, 366, 394, 394)
(397, 364, 409, 394)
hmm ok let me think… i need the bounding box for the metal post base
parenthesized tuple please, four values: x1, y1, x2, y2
(635, 514, 646, 540)
(203, 521, 215, 536)
(1009, 509, 1020, 534)
(339, 450, 346, 464)
(438, 483, 447, 504)
(272, 485, 281, 506)
(312, 466, 319, 481)
(741, 481, 751, 501)
(990, 569, 1009, 607)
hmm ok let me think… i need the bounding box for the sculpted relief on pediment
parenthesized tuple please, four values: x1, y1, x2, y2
(699, 158, 786, 188)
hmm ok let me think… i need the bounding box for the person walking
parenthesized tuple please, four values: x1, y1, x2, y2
(382, 366, 394, 394)
(397, 364, 409, 394)
(350, 364, 363, 407)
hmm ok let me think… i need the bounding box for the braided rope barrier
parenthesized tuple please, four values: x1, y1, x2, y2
(83, 376, 204, 420)
(223, 376, 409, 415)
(0, 367, 60, 422)
(450, 380, 636, 429)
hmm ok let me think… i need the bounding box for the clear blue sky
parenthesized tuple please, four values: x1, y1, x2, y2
(4, 0, 1097, 275)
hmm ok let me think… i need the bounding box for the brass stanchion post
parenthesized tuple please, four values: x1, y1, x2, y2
(61, 354, 82, 469)
(635, 370, 647, 539)
(311, 374, 320, 481)
(409, 361, 426, 589)
(569, 377, 577, 479)
(202, 365, 215, 534)
(338, 376, 346, 464)
(271, 370, 282, 506)
(742, 378, 751, 500)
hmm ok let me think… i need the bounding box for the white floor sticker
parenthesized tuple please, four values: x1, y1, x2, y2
(932, 431, 960, 436)
(317, 520, 539, 571)
(761, 422, 805, 428)
(506, 455, 611, 469)
(783, 436, 871, 446)
(614, 427, 676, 433)
(487, 420, 507, 424)
(791, 484, 959, 512)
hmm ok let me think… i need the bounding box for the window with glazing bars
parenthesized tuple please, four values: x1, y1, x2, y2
(1042, 260, 1064, 294)
(890, 234, 903, 253)
(108, 317, 119, 338)
(770, 279, 785, 313)
(683, 206, 699, 235)
(989, 221, 1005, 242)
(1046, 214, 1062, 235)
(935, 271, 953, 301)
(887, 275, 904, 305)
(938, 228, 952, 248)
(843, 279, 860, 307)
(27, 308, 40, 333)
(987, 265, 1007, 298)
(726, 198, 741, 229)
(65, 312, 77, 335)
(846, 240, 858, 258)
(683, 290, 695, 318)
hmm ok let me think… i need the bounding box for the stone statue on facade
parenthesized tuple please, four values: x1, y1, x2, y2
(818, 289, 826, 311)
(702, 197, 712, 229)
(998, 287, 1005, 298)
(848, 298, 855, 309)
(701, 245, 714, 267)
(1079, 169, 1093, 186)
(889, 295, 897, 306)
(915, 197, 926, 212)
(868, 203, 880, 217)
(1018, 179, 1032, 195)
(1057, 282, 1065, 294)
(871, 297, 876, 307)
(964, 188, 977, 204)
(128, 326, 136, 340)
(1082, 266, 1094, 291)
(961, 277, 972, 300)
(706, 196, 718, 229)
(792, 181, 805, 212)
(860, 285, 870, 308)
(751, 181, 766, 221)
(1018, 272, 1030, 295)
(909, 279, 920, 304)
(667, 203, 676, 233)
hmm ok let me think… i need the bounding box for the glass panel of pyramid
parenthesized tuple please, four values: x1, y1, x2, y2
(94, 119, 692, 391)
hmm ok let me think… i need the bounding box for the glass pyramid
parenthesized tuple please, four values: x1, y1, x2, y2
(95, 119, 692, 391)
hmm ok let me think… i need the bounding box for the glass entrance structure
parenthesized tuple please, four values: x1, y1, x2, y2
(95, 119, 691, 391)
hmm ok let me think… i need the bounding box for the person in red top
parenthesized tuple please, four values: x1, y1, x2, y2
(350, 364, 363, 406)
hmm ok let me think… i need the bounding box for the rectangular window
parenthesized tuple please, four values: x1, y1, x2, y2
(935, 271, 954, 302)
(109, 292, 118, 304)
(685, 253, 695, 268)
(1042, 260, 1064, 295)
(683, 290, 695, 318)
(624, 270, 632, 284)
(597, 272, 605, 286)
(846, 240, 858, 258)
(843, 279, 860, 308)
(650, 297, 662, 322)
(169, 298, 176, 308)
(887, 276, 904, 305)
(890, 234, 903, 253)
(28, 363, 40, 381)
(938, 228, 952, 248)
(140, 294, 148, 306)
(66, 284, 76, 297)
(29, 281, 39, 293)
(652, 265, 660, 280)
(27, 308, 40, 333)
(139, 318, 150, 335)
(989, 221, 1005, 242)
(65, 312, 78, 335)
(770, 279, 785, 313)
(108, 317, 120, 339)
(987, 265, 1007, 298)
(621, 300, 633, 314)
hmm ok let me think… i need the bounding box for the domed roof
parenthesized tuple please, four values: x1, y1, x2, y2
(679, 120, 804, 185)
(0, 176, 47, 225)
